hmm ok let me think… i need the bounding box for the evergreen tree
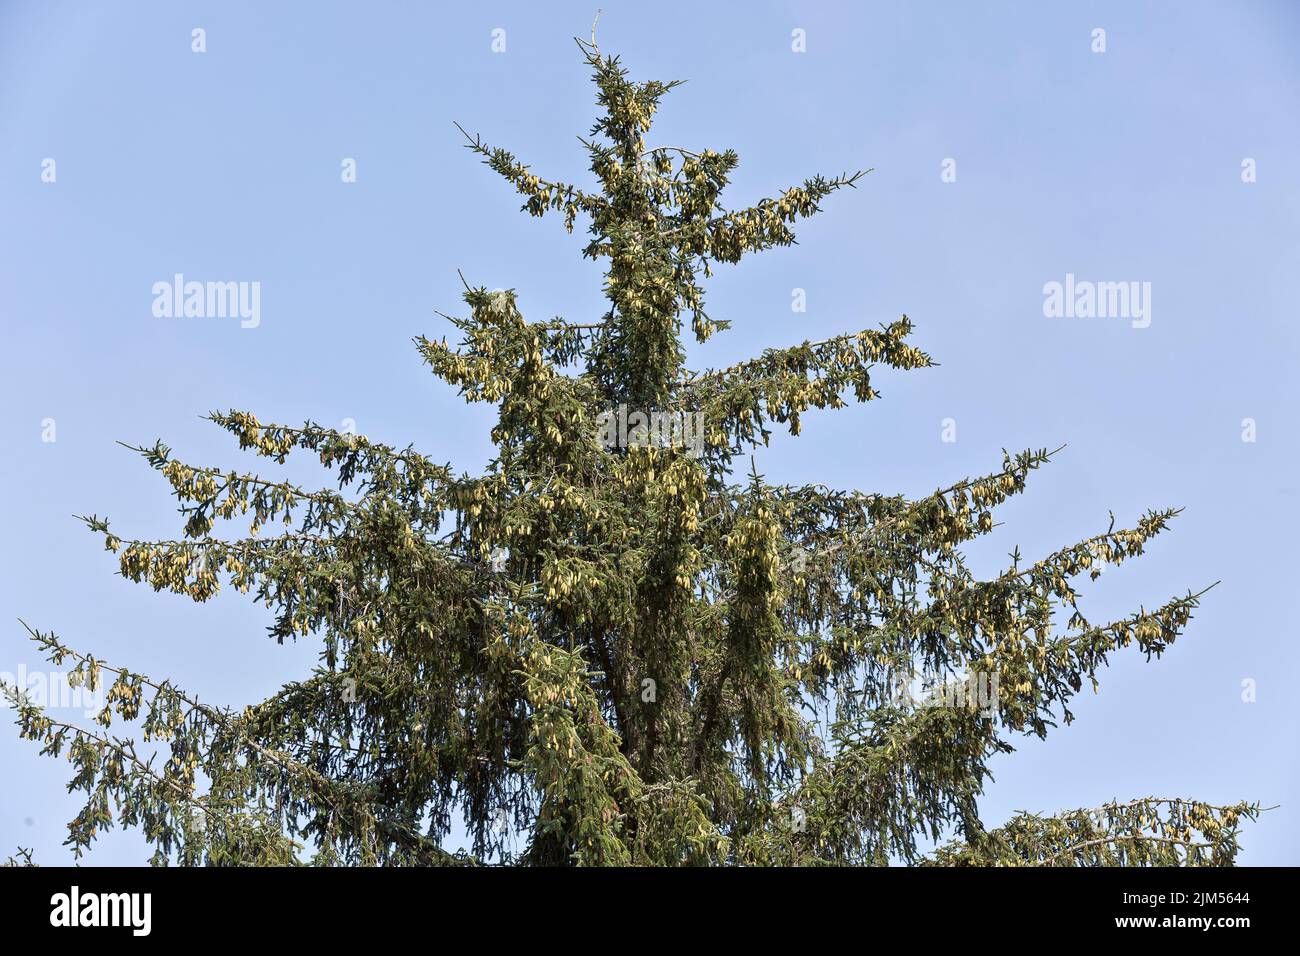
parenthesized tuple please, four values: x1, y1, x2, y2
(5, 34, 1258, 866)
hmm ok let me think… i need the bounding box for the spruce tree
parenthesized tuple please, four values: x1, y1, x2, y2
(5, 34, 1258, 867)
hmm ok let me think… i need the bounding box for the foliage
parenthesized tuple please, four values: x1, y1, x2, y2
(3, 34, 1256, 866)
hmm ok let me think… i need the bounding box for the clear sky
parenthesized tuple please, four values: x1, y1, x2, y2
(2, 0, 1297, 865)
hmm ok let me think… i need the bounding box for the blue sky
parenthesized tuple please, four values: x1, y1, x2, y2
(1, 0, 1297, 864)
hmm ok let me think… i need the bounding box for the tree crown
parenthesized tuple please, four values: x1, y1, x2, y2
(4, 36, 1257, 867)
